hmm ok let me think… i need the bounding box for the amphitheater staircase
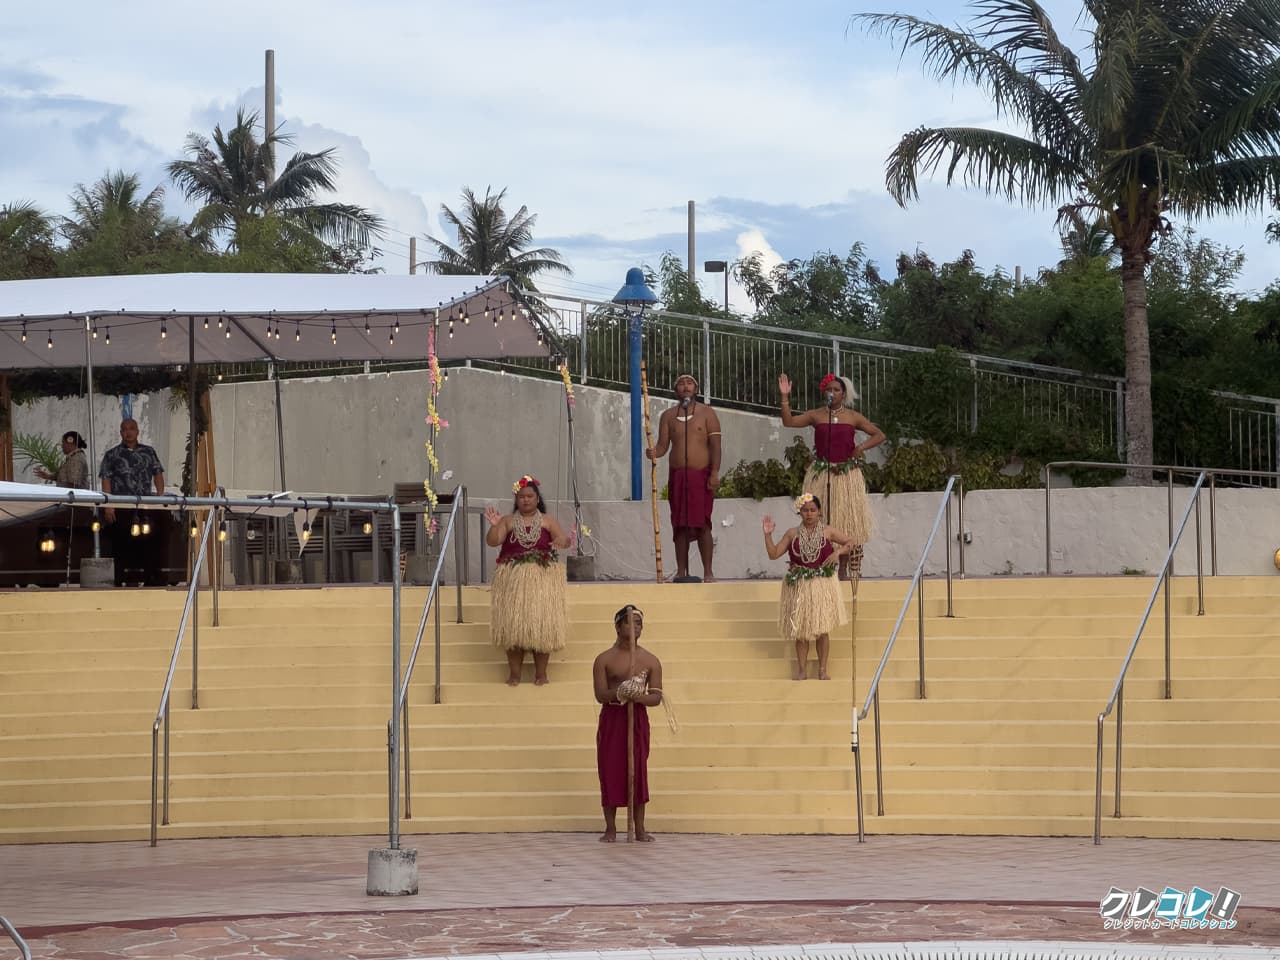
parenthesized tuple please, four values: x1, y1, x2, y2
(0, 575, 1276, 843)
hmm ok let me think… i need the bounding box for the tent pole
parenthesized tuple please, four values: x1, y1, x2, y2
(273, 365, 287, 489)
(84, 315, 100, 558)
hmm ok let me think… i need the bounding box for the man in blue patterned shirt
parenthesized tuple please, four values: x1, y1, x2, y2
(99, 419, 166, 587)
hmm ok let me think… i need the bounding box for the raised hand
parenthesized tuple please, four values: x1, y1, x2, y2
(762, 515, 776, 536)
(778, 373, 792, 396)
(483, 504, 503, 527)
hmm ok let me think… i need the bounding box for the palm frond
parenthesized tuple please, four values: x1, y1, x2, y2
(887, 125, 1082, 206)
(855, 12, 1084, 151)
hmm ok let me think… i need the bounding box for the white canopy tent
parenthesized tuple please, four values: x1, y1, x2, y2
(0, 271, 560, 492)
(0, 272, 555, 367)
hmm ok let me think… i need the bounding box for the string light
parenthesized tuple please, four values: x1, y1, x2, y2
(274, 324, 281, 341)
(218, 519, 228, 542)
(364, 316, 371, 336)
(442, 367, 449, 382)
(362, 518, 372, 535)
(105, 327, 111, 345)
(484, 304, 490, 321)
(38, 530, 55, 553)
(246, 525, 257, 541)
(92, 324, 98, 339)
(90, 516, 101, 533)
(141, 517, 152, 536)
(448, 319, 454, 338)
(394, 317, 400, 334)
(295, 321, 301, 342)
(388, 328, 395, 346)
(265, 318, 273, 339)
(130, 514, 142, 537)
(217, 317, 223, 329)
(21, 323, 27, 343)
(203, 317, 209, 330)
(47, 331, 53, 350)
(463, 309, 469, 325)
(189, 516, 199, 538)
(161, 320, 167, 339)
(225, 322, 231, 340)
(301, 519, 312, 543)
(494, 308, 500, 327)
(330, 320, 337, 345)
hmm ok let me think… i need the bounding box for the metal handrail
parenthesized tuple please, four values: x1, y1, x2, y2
(852, 474, 963, 841)
(394, 486, 467, 823)
(150, 499, 220, 846)
(0, 917, 31, 960)
(1093, 472, 1207, 845)
(1046, 461, 1280, 577)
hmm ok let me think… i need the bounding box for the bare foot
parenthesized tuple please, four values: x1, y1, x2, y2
(506, 675, 520, 686)
(702, 574, 717, 583)
(792, 664, 805, 681)
(635, 831, 656, 842)
(599, 829, 616, 843)
(818, 670, 831, 680)
(534, 676, 549, 686)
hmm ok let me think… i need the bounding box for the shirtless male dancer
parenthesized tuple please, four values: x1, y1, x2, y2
(592, 605, 665, 842)
(646, 373, 722, 581)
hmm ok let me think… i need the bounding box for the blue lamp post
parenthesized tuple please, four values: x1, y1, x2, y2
(612, 267, 658, 501)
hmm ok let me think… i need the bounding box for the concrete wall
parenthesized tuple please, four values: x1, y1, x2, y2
(208, 366, 815, 501)
(436, 485, 1279, 583)
(11, 368, 1279, 580)
(10, 390, 180, 486)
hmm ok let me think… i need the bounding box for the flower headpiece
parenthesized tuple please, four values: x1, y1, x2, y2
(513, 474, 539, 494)
(794, 492, 817, 513)
(819, 373, 839, 392)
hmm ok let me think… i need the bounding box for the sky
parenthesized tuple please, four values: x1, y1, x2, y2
(3, 0, 1277, 313)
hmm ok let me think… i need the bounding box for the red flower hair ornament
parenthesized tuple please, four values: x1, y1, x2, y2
(512, 475, 540, 494)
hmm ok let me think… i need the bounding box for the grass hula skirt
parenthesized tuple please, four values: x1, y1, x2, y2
(778, 568, 848, 641)
(802, 463, 874, 544)
(490, 556, 568, 653)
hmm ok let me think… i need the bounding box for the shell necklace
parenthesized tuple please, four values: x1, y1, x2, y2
(511, 512, 543, 548)
(794, 522, 825, 564)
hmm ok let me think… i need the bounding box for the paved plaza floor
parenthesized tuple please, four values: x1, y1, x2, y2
(2, 833, 1278, 958)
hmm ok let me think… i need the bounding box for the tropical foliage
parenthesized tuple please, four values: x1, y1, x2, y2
(167, 108, 384, 259)
(421, 186, 570, 290)
(858, 0, 1280, 473)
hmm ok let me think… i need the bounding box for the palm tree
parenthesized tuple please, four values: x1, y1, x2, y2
(0, 201, 58, 279)
(1056, 209, 1119, 270)
(859, 0, 1280, 474)
(61, 170, 187, 254)
(167, 108, 383, 254)
(421, 186, 570, 290)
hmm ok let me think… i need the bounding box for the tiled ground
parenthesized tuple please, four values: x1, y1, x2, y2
(2, 833, 1277, 959)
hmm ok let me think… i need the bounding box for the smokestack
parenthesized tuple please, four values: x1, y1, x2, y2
(687, 200, 695, 283)
(264, 50, 276, 184)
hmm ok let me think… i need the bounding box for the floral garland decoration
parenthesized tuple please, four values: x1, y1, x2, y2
(558, 363, 575, 408)
(422, 326, 448, 538)
(513, 474, 538, 494)
(785, 561, 837, 585)
(557, 362, 590, 539)
(793, 491, 817, 513)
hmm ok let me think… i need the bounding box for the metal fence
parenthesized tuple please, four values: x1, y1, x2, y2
(536, 296, 1126, 457)
(206, 294, 1279, 482)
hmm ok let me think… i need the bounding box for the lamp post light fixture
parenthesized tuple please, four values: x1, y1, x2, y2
(612, 267, 659, 502)
(704, 259, 730, 312)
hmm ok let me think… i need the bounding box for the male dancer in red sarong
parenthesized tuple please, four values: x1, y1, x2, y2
(593, 605, 665, 842)
(646, 373, 722, 581)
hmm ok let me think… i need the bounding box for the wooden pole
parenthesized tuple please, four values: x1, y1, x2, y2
(640, 361, 663, 582)
(626, 608, 638, 842)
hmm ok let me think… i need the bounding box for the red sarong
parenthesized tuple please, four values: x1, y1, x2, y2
(668, 467, 714, 530)
(596, 702, 649, 806)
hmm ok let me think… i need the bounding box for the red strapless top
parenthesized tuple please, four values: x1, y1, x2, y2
(497, 524, 554, 563)
(814, 422, 857, 462)
(787, 532, 836, 570)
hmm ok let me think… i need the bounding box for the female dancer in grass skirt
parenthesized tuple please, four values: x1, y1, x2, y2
(777, 371, 884, 588)
(484, 475, 571, 685)
(762, 493, 855, 680)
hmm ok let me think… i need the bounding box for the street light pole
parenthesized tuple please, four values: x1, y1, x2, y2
(704, 260, 729, 313)
(612, 268, 659, 501)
